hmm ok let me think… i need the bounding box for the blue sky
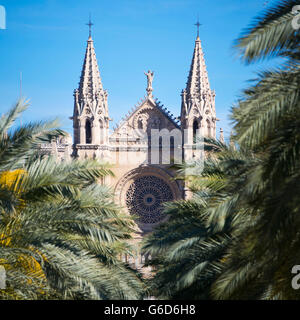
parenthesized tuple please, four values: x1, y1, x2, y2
(0, 0, 278, 139)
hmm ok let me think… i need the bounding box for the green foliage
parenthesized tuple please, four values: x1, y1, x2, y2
(0, 101, 144, 300)
(143, 141, 246, 299)
(212, 0, 300, 300)
(143, 0, 300, 300)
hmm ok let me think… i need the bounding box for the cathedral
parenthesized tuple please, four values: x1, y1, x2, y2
(41, 23, 220, 240)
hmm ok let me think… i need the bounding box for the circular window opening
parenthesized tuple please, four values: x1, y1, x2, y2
(125, 176, 174, 224)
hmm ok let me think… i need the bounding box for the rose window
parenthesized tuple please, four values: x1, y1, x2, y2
(125, 176, 173, 224)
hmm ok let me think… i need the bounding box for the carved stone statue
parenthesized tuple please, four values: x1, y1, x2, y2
(144, 70, 154, 96)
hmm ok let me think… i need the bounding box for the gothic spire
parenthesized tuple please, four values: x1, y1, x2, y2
(74, 21, 108, 118)
(181, 29, 217, 139)
(72, 22, 109, 149)
(186, 35, 211, 99)
(78, 35, 104, 100)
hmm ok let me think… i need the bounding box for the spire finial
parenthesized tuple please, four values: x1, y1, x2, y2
(194, 16, 202, 38)
(86, 14, 94, 38)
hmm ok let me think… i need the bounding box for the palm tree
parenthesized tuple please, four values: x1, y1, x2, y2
(142, 139, 255, 299)
(0, 100, 144, 299)
(211, 0, 300, 299)
(144, 0, 300, 300)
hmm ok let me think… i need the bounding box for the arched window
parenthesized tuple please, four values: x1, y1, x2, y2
(193, 120, 199, 144)
(170, 136, 175, 164)
(159, 136, 162, 164)
(86, 119, 92, 144)
(74, 120, 79, 144)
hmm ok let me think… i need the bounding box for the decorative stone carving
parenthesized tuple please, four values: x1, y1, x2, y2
(144, 70, 154, 97)
(148, 116, 160, 130)
(193, 108, 199, 116)
(126, 175, 173, 224)
(134, 113, 149, 131)
(114, 166, 182, 232)
(43, 30, 220, 239)
(72, 33, 110, 150)
(180, 35, 217, 139)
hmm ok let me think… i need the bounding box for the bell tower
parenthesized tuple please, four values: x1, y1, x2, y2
(181, 22, 217, 159)
(72, 17, 110, 159)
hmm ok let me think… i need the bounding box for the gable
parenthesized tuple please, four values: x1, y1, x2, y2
(111, 97, 180, 140)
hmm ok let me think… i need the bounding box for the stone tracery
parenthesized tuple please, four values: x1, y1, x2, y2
(125, 175, 173, 224)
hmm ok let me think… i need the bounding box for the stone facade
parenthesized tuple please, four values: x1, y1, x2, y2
(41, 32, 219, 244)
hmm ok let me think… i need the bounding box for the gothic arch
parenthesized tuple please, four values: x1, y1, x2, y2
(192, 119, 199, 143)
(188, 115, 202, 127)
(85, 119, 92, 144)
(187, 116, 202, 144)
(74, 119, 80, 144)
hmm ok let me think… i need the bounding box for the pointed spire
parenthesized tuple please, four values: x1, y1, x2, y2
(72, 21, 110, 150)
(186, 33, 211, 98)
(78, 34, 104, 100)
(181, 26, 217, 139)
(74, 20, 108, 119)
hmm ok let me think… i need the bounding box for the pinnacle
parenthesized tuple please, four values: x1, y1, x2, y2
(74, 35, 108, 119)
(180, 34, 217, 136)
(78, 35, 104, 98)
(186, 34, 211, 99)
